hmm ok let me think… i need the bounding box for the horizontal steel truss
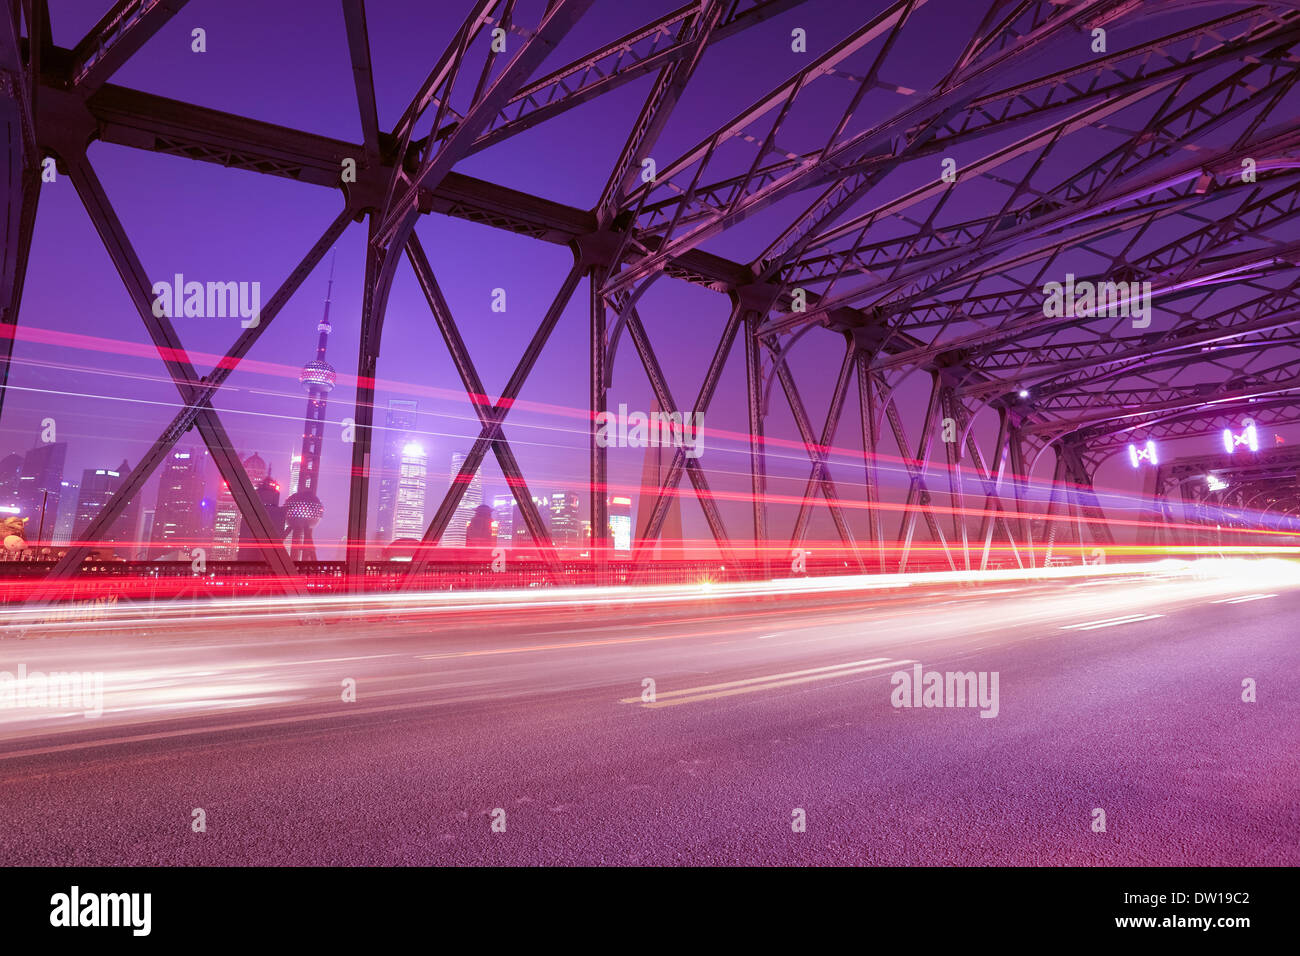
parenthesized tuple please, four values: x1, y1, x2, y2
(5, 0, 1299, 592)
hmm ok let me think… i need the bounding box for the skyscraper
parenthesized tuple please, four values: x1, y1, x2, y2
(17, 441, 67, 543)
(609, 495, 633, 552)
(445, 452, 483, 546)
(466, 504, 495, 548)
(285, 260, 337, 561)
(491, 494, 515, 547)
(288, 449, 302, 496)
(212, 453, 268, 560)
(510, 494, 550, 549)
(136, 509, 155, 560)
(52, 480, 79, 545)
(213, 489, 239, 561)
(152, 449, 204, 556)
(376, 399, 420, 542)
(393, 441, 428, 540)
(73, 461, 138, 551)
(549, 492, 583, 551)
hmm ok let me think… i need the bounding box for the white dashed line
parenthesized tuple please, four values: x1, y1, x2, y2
(1210, 593, 1278, 605)
(1061, 613, 1164, 631)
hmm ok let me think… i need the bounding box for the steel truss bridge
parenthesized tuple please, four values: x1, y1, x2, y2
(1142, 442, 1300, 544)
(4, 0, 1300, 602)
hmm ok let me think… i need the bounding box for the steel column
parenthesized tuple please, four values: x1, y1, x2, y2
(590, 265, 609, 564)
(855, 351, 886, 573)
(745, 313, 769, 572)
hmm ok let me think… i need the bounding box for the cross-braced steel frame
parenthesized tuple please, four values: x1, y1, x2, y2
(3, 0, 1299, 594)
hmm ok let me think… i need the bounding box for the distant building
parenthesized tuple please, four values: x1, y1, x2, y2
(213, 487, 239, 559)
(52, 480, 79, 545)
(609, 495, 633, 552)
(491, 494, 515, 546)
(72, 460, 138, 551)
(136, 509, 155, 560)
(445, 452, 483, 546)
(199, 495, 216, 541)
(393, 441, 428, 540)
(466, 504, 495, 548)
(152, 449, 204, 556)
(288, 450, 302, 496)
(213, 453, 268, 560)
(549, 492, 583, 551)
(237, 475, 287, 561)
(511, 494, 550, 549)
(376, 400, 420, 542)
(15, 441, 67, 542)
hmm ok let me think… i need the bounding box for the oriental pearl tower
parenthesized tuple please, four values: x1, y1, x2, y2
(285, 256, 337, 561)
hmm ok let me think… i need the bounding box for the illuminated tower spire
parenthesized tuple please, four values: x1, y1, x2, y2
(285, 255, 337, 562)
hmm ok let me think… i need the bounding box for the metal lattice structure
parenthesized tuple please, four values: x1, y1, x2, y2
(4, 0, 1300, 595)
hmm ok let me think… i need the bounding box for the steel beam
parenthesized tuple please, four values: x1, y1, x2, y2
(340, 0, 380, 158)
(855, 351, 886, 573)
(401, 235, 559, 580)
(61, 149, 301, 585)
(885, 373, 953, 573)
(406, 254, 586, 574)
(772, 347, 864, 569)
(745, 313, 769, 571)
(627, 303, 742, 566)
(68, 0, 190, 92)
(590, 264, 608, 564)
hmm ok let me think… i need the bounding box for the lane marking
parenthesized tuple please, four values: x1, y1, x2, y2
(624, 658, 912, 709)
(1060, 613, 1164, 631)
(1210, 593, 1278, 604)
(643, 660, 913, 709)
(1060, 613, 1150, 629)
(619, 658, 892, 703)
(419, 633, 691, 659)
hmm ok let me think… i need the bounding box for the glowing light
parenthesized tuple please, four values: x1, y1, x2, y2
(1127, 440, 1158, 468)
(1224, 420, 1259, 454)
(1018, 389, 1029, 398)
(402, 442, 424, 457)
(1207, 475, 1229, 491)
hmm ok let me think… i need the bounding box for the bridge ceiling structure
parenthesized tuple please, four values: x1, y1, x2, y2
(2, 0, 1299, 586)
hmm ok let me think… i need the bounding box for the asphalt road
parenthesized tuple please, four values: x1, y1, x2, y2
(0, 560, 1296, 865)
